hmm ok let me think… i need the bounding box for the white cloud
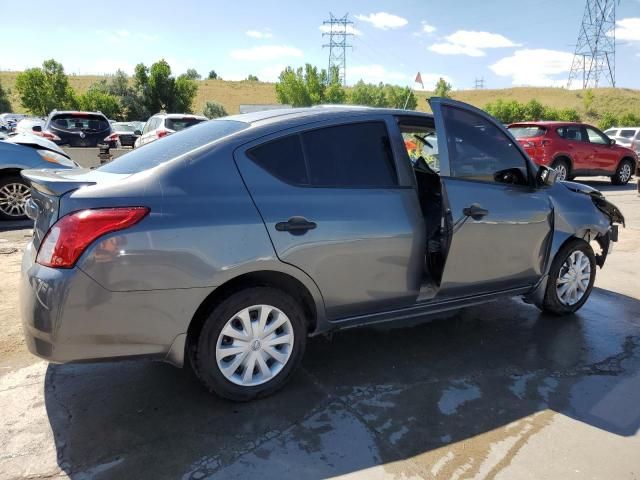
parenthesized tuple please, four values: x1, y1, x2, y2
(229, 45, 303, 61)
(319, 24, 362, 36)
(349, 64, 410, 84)
(490, 49, 574, 86)
(421, 21, 436, 34)
(355, 12, 408, 30)
(613, 17, 640, 41)
(429, 30, 520, 57)
(102, 29, 157, 44)
(246, 29, 273, 39)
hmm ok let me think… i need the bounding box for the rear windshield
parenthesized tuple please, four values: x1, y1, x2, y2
(51, 113, 110, 132)
(165, 117, 206, 131)
(619, 129, 637, 138)
(112, 123, 136, 132)
(508, 126, 547, 138)
(98, 119, 248, 174)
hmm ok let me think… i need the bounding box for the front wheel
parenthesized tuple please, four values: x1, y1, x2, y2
(190, 287, 307, 401)
(0, 175, 31, 220)
(539, 239, 596, 315)
(611, 159, 634, 185)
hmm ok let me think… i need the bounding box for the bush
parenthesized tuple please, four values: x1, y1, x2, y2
(203, 101, 227, 119)
(484, 99, 581, 124)
(598, 112, 618, 131)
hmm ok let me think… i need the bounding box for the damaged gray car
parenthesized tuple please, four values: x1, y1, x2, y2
(20, 98, 624, 401)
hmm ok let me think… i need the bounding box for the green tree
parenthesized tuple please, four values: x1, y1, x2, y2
(618, 112, 640, 126)
(77, 87, 121, 119)
(15, 59, 77, 115)
(275, 64, 346, 107)
(350, 81, 387, 107)
(132, 60, 198, 115)
(0, 81, 11, 112)
(598, 112, 618, 131)
(523, 99, 545, 120)
(246, 74, 259, 82)
(434, 77, 452, 98)
(484, 99, 524, 123)
(385, 85, 417, 110)
(557, 108, 581, 122)
(185, 68, 201, 80)
(173, 74, 198, 113)
(202, 101, 228, 119)
(207, 70, 219, 80)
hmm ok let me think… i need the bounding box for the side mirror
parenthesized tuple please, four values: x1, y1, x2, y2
(134, 130, 142, 136)
(610, 138, 616, 145)
(537, 165, 558, 186)
(32, 125, 42, 132)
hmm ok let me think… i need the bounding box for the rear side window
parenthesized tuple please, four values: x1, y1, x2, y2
(302, 122, 397, 187)
(508, 126, 547, 138)
(248, 122, 398, 188)
(248, 135, 308, 184)
(605, 129, 618, 137)
(619, 129, 637, 139)
(557, 126, 585, 141)
(99, 120, 248, 174)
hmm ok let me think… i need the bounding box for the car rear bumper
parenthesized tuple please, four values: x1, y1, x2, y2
(20, 241, 210, 366)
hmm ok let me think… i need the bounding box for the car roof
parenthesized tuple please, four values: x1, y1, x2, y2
(224, 106, 434, 126)
(49, 111, 108, 118)
(509, 121, 583, 127)
(153, 113, 208, 119)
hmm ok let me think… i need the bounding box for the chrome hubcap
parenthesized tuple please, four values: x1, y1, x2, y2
(556, 250, 591, 306)
(620, 163, 631, 182)
(555, 164, 567, 181)
(216, 304, 294, 387)
(0, 182, 30, 217)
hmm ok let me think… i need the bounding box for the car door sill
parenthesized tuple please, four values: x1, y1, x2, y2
(329, 286, 532, 330)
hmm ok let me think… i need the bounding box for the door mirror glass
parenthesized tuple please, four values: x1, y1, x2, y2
(610, 138, 616, 146)
(32, 125, 42, 132)
(134, 130, 142, 136)
(537, 165, 558, 186)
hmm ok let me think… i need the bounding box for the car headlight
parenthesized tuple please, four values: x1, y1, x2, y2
(36, 149, 78, 168)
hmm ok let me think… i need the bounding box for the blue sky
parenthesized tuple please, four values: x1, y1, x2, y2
(3, 0, 640, 89)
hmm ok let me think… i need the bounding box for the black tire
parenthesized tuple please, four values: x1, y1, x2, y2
(539, 239, 596, 315)
(0, 174, 30, 221)
(611, 158, 634, 185)
(190, 287, 307, 401)
(551, 158, 570, 182)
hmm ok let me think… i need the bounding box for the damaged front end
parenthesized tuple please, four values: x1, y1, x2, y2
(562, 181, 625, 267)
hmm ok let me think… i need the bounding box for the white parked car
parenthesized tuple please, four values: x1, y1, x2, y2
(604, 127, 640, 154)
(14, 118, 46, 136)
(134, 113, 207, 148)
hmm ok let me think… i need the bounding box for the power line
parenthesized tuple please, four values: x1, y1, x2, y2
(322, 13, 353, 86)
(567, 0, 618, 88)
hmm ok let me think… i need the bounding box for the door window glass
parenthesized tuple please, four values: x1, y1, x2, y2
(619, 129, 637, 139)
(247, 135, 308, 185)
(399, 125, 440, 172)
(557, 126, 585, 141)
(585, 127, 609, 145)
(301, 122, 397, 187)
(442, 106, 529, 185)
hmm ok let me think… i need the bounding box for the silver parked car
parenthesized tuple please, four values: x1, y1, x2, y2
(20, 99, 624, 400)
(134, 113, 208, 148)
(0, 134, 78, 219)
(604, 127, 640, 154)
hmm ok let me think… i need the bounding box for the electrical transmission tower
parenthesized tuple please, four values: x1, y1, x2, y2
(474, 77, 484, 89)
(322, 13, 353, 85)
(567, 0, 618, 88)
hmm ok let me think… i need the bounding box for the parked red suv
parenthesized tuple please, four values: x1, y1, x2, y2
(508, 122, 638, 184)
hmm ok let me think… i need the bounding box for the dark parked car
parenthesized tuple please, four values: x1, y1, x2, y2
(40, 111, 113, 147)
(104, 122, 141, 148)
(20, 99, 623, 400)
(0, 133, 78, 219)
(508, 121, 638, 184)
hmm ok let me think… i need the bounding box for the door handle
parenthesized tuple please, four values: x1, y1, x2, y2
(462, 204, 489, 219)
(275, 216, 317, 234)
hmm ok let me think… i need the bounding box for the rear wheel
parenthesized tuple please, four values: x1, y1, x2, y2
(539, 239, 596, 315)
(0, 175, 30, 220)
(551, 158, 570, 182)
(611, 159, 633, 185)
(190, 287, 307, 401)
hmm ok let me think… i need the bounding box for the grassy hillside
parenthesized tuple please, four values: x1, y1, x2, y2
(2, 71, 639, 123)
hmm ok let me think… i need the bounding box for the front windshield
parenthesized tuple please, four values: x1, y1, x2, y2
(98, 119, 248, 174)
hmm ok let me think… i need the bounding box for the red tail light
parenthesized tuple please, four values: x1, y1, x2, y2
(104, 133, 119, 142)
(156, 130, 170, 138)
(36, 207, 149, 268)
(40, 131, 61, 141)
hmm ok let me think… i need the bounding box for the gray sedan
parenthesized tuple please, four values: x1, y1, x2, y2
(20, 99, 624, 401)
(0, 134, 78, 219)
